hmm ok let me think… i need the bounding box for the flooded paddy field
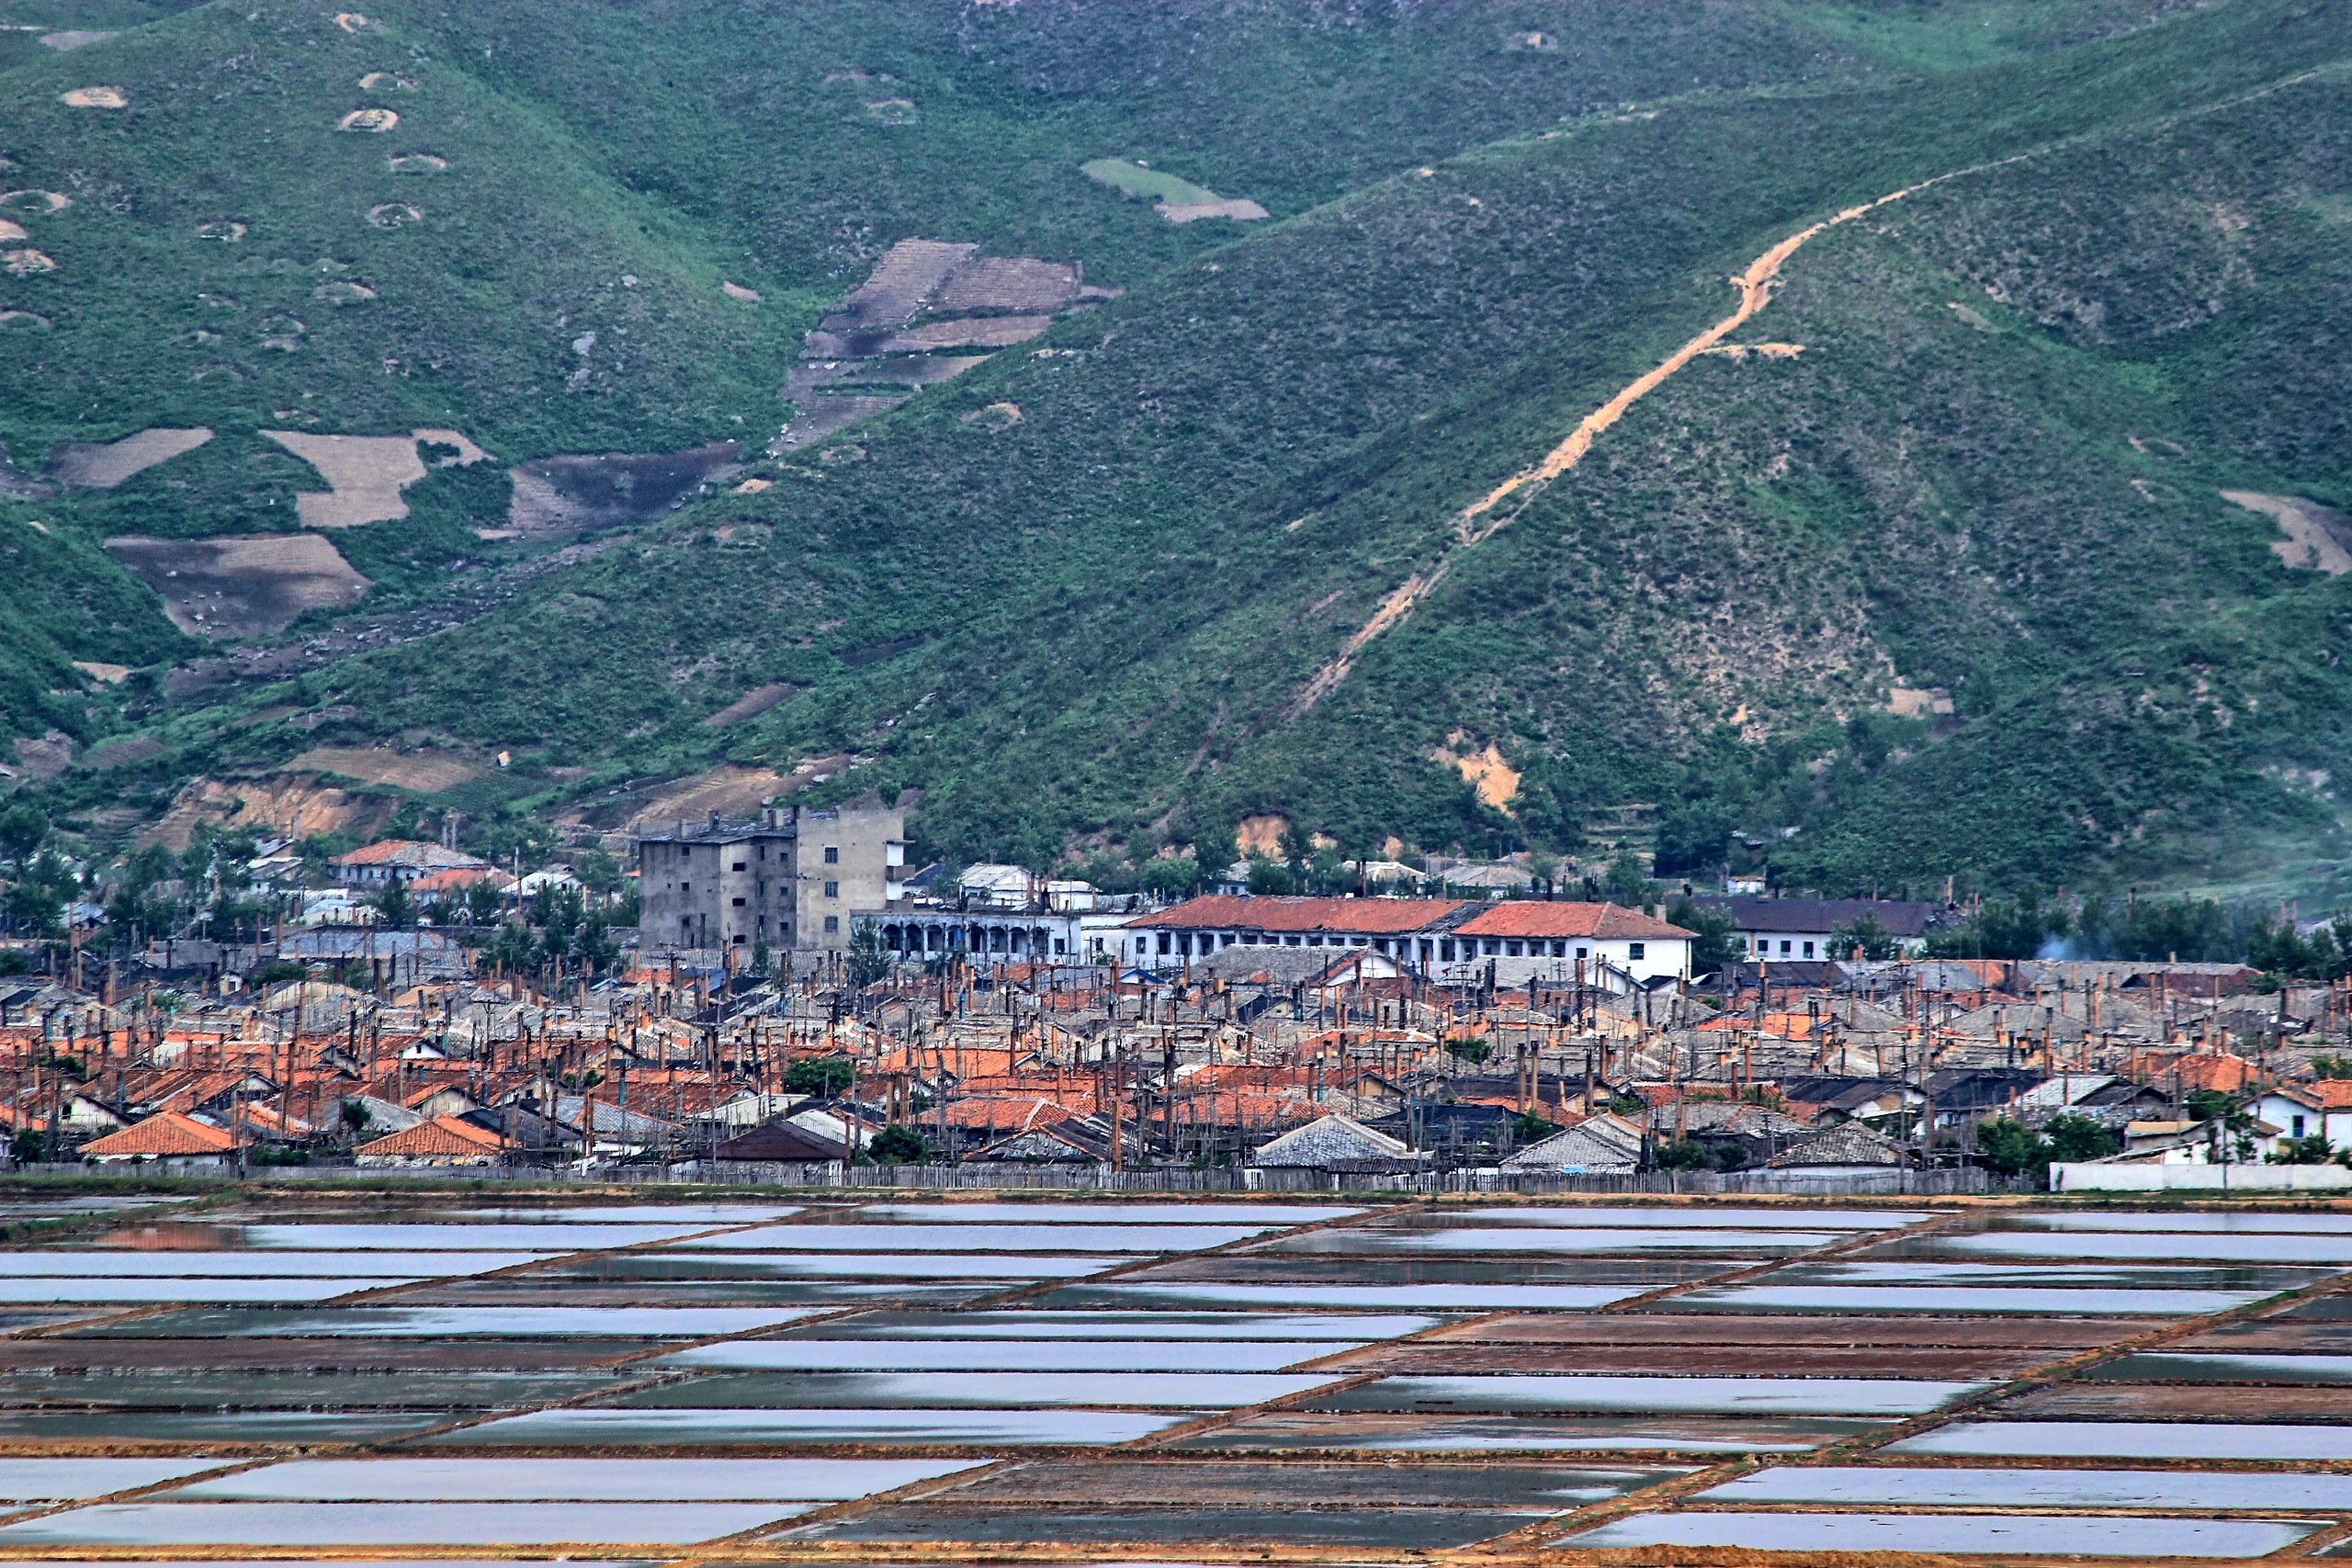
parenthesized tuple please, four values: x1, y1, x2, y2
(0, 1189, 2348, 1563)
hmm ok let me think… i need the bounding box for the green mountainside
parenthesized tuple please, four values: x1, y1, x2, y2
(6, 0, 2351, 901)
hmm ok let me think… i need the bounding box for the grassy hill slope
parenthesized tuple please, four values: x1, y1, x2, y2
(91, 0, 2340, 899)
(12, 0, 2350, 901)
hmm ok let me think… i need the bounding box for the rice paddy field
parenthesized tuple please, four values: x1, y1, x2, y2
(0, 1189, 2349, 1563)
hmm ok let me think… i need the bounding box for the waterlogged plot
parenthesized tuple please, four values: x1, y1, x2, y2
(0, 1369, 628, 1410)
(1701, 1464, 2352, 1510)
(852, 1203, 1355, 1225)
(0, 1250, 543, 1278)
(1179, 1411, 1888, 1452)
(788, 1504, 1548, 1550)
(0, 1410, 462, 1444)
(653, 1251, 1135, 1280)
(1438, 1208, 1927, 1229)
(164, 1456, 983, 1501)
(0, 1458, 227, 1503)
(0, 1501, 817, 1547)
(1927, 1231, 2352, 1265)
(1559, 1511, 2323, 1557)
(1996, 1212, 2352, 1235)
(436, 1405, 1188, 1447)
(229, 1222, 713, 1251)
(0, 1276, 418, 1304)
(1052, 1281, 1645, 1312)
(1892, 1420, 2352, 1461)
(662, 1339, 1357, 1372)
(449, 1205, 802, 1224)
(1268, 1226, 1848, 1254)
(819, 1311, 1438, 1340)
(140, 1305, 819, 1337)
(695, 1223, 1256, 1253)
(2090, 1352, 2352, 1382)
(609, 1370, 1341, 1408)
(1309, 1374, 1986, 1416)
(1764, 1259, 2333, 1292)
(1669, 1283, 2268, 1314)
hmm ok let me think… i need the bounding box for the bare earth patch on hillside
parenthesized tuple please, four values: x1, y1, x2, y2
(1433, 736, 1521, 811)
(1159, 198, 1270, 223)
(39, 30, 116, 50)
(1236, 812, 1290, 855)
(702, 682, 797, 728)
(50, 426, 212, 488)
(288, 746, 484, 791)
(152, 773, 390, 851)
(73, 660, 130, 684)
(506, 441, 740, 540)
(60, 86, 125, 107)
(265, 427, 489, 528)
(776, 239, 1113, 452)
(106, 533, 370, 637)
(620, 765, 791, 830)
(2224, 490, 2352, 575)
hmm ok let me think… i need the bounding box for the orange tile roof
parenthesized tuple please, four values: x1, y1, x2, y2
(356, 1114, 510, 1158)
(1451, 901, 1692, 941)
(410, 867, 503, 894)
(82, 1111, 239, 1158)
(1127, 895, 1467, 936)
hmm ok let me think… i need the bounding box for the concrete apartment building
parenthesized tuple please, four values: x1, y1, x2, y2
(635, 804, 905, 955)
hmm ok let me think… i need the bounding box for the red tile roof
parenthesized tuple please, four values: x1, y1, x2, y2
(1450, 901, 1692, 941)
(82, 1111, 239, 1158)
(1127, 895, 1466, 936)
(356, 1114, 510, 1158)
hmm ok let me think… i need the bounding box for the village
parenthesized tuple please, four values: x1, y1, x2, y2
(2, 801, 2348, 1190)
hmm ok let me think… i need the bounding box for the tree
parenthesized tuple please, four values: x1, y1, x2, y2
(368, 878, 417, 930)
(1245, 853, 1298, 895)
(463, 877, 506, 928)
(1602, 852, 1649, 908)
(1666, 896, 1738, 974)
(0, 802, 49, 870)
(1137, 853, 1200, 900)
(1510, 1111, 1555, 1143)
(2042, 1113, 2120, 1163)
(869, 1125, 932, 1164)
(847, 922, 891, 988)
(1976, 1117, 2045, 1178)
(574, 848, 623, 899)
(1442, 1035, 1492, 1066)
(1831, 911, 1905, 961)
(1652, 1138, 1713, 1171)
(783, 1055, 855, 1097)
(2271, 1134, 2335, 1166)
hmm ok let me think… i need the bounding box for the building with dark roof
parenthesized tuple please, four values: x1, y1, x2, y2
(1688, 896, 1954, 963)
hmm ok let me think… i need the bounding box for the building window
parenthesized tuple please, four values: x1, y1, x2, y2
(1577, 946, 1588, 959)
(823, 915, 839, 933)
(1158, 933, 1171, 955)
(1803, 941, 1815, 958)
(731, 897, 746, 908)
(1630, 942, 1646, 960)
(1781, 940, 1792, 955)
(824, 880, 839, 898)
(824, 846, 839, 864)
(731, 862, 746, 872)
(680, 882, 691, 892)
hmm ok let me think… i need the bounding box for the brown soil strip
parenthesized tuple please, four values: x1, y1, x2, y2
(287, 744, 485, 791)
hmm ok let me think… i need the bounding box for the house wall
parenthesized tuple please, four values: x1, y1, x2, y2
(637, 805, 904, 955)
(1124, 924, 1688, 984)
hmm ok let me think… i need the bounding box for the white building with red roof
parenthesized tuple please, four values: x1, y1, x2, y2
(1120, 894, 1691, 985)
